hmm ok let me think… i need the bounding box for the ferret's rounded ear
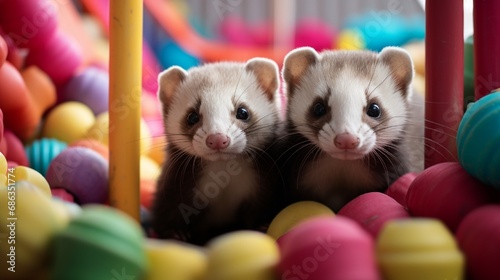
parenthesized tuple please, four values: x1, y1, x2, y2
(378, 47, 414, 95)
(157, 66, 187, 109)
(245, 57, 279, 101)
(283, 47, 319, 96)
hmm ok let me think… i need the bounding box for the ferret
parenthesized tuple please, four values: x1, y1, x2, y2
(281, 46, 424, 212)
(152, 58, 285, 245)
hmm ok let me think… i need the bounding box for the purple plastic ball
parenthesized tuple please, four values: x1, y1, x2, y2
(60, 66, 109, 115)
(46, 147, 108, 204)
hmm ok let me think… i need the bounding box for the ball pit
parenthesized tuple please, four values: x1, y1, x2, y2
(42, 102, 96, 144)
(0, 0, 499, 279)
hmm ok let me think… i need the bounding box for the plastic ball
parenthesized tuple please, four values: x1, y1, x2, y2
(145, 238, 208, 280)
(2, 33, 23, 70)
(385, 172, 417, 208)
(69, 139, 109, 161)
(0, 0, 58, 48)
(377, 218, 464, 280)
(25, 138, 67, 176)
(406, 162, 493, 232)
(146, 135, 167, 165)
(85, 111, 152, 155)
(3, 130, 28, 166)
(158, 40, 200, 70)
(336, 29, 366, 50)
(51, 205, 147, 280)
(267, 201, 334, 240)
(457, 91, 500, 189)
(42, 101, 95, 144)
(278, 216, 379, 280)
(338, 192, 409, 238)
(25, 30, 83, 85)
(60, 66, 109, 115)
(21, 65, 57, 119)
(140, 179, 155, 210)
(0, 181, 69, 279)
(0, 35, 6, 65)
(294, 18, 337, 51)
(205, 230, 280, 280)
(12, 165, 52, 197)
(0, 151, 7, 185)
(46, 147, 108, 204)
(51, 187, 74, 202)
(140, 155, 161, 181)
(456, 205, 500, 280)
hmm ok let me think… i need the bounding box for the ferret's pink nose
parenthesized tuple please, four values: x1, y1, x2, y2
(334, 133, 360, 150)
(206, 133, 230, 150)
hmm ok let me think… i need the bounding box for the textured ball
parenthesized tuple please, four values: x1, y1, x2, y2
(278, 216, 379, 280)
(60, 66, 109, 115)
(406, 162, 493, 232)
(25, 138, 67, 176)
(377, 218, 464, 280)
(456, 205, 500, 280)
(206, 230, 280, 280)
(46, 147, 108, 204)
(457, 91, 500, 189)
(267, 201, 334, 240)
(42, 101, 95, 144)
(51, 205, 147, 280)
(338, 192, 409, 238)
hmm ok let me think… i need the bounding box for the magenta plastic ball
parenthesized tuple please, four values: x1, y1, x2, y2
(294, 18, 337, 51)
(25, 31, 82, 85)
(278, 216, 380, 280)
(0, 0, 58, 48)
(46, 147, 109, 204)
(406, 162, 494, 232)
(60, 66, 109, 115)
(456, 205, 500, 280)
(338, 192, 409, 238)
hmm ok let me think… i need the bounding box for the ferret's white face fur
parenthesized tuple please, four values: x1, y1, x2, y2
(283, 47, 414, 160)
(158, 59, 281, 161)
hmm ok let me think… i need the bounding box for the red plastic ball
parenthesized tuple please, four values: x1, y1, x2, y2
(338, 192, 409, 237)
(406, 162, 494, 232)
(385, 172, 417, 208)
(456, 205, 500, 280)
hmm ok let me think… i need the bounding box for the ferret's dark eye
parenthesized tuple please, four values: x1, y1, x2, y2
(236, 107, 249, 120)
(367, 103, 381, 118)
(312, 102, 327, 117)
(187, 112, 199, 125)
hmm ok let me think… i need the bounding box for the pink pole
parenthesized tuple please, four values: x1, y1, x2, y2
(474, 0, 500, 99)
(425, 0, 464, 168)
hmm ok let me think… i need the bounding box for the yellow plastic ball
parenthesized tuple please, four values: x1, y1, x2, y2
(145, 239, 208, 280)
(267, 201, 335, 240)
(146, 136, 167, 165)
(376, 218, 464, 280)
(336, 29, 365, 50)
(85, 111, 152, 155)
(206, 231, 280, 280)
(140, 155, 161, 181)
(42, 102, 95, 144)
(0, 152, 7, 186)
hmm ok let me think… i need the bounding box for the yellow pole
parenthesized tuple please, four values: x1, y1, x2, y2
(109, 0, 142, 221)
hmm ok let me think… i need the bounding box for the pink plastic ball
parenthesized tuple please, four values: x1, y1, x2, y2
(294, 18, 337, 51)
(46, 147, 108, 204)
(3, 130, 28, 166)
(0, 0, 58, 48)
(338, 192, 409, 238)
(0, 35, 7, 66)
(60, 66, 109, 115)
(278, 216, 380, 280)
(25, 31, 83, 85)
(456, 205, 500, 280)
(406, 162, 494, 232)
